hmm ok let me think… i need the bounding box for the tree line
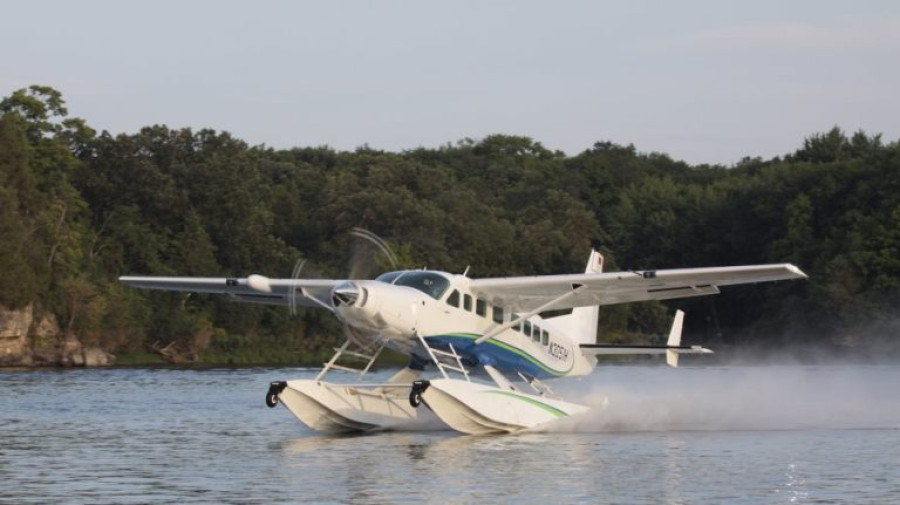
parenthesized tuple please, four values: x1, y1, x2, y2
(1, 85, 898, 364)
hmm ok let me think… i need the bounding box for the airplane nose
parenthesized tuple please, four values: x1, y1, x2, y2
(330, 281, 416, 337)
(332, 281, 360, 308)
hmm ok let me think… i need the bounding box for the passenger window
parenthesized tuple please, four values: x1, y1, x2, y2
(523, 321, 532, 336)
(541, 330, 549, 346)
(463, 294, 472, 311)
(532, 325, 541, 342)
(476, 299, 487, 317)
(447, 290, 460, 307)
(492, 306, 503, 324)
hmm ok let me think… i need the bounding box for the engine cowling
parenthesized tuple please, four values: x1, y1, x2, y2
(331, 280, 422, 338)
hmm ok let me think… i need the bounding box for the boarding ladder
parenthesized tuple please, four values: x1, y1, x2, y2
(315, 338, 386, 381)
(416, 334, 470, 381)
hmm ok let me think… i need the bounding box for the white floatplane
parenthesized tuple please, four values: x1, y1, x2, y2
(120, 249, 806, 434)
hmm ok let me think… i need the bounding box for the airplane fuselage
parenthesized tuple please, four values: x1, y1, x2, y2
(332, 270, 596, 380)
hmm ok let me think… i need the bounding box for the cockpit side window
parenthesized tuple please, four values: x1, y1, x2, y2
(446, 289, 460, 307)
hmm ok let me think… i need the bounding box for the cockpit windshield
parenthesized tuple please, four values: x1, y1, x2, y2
(375, 271, 451, 300)
(374, 271, 404, 284)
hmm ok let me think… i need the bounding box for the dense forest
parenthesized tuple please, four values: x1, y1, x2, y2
(1, 85, 899, 365)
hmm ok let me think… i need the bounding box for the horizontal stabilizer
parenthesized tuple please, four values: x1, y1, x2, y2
(579, 344, 713, 356)
(580, 310, 711, 366)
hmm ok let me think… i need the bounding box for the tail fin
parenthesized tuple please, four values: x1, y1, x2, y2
(666, 310, 685, 368)
(551, 249, 603, 345)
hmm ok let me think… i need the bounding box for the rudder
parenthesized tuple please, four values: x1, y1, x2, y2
(550, 250, 603, 345)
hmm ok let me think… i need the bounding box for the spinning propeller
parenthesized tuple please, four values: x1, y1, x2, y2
(286, 227, 400, 315)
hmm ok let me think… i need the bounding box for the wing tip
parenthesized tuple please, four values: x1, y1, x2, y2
(786, 264, 808, 279)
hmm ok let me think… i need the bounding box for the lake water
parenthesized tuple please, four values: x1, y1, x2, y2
(2, 364, 899, 504)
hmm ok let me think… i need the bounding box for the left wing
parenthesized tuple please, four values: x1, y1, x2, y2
(118, 275, 340, 308)
(469, 264, 806, 313)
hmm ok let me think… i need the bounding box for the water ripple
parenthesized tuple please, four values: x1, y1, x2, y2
(1, 365, 899, 504)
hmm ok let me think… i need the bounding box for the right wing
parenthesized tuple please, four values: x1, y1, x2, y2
(469, 263, 807, 313)
(118, 275, 340, 309)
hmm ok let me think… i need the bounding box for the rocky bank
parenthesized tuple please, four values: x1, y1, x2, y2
(0, 303, 115, 367)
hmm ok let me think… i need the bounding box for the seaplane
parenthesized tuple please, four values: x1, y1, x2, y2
(120, 235, 807, 435)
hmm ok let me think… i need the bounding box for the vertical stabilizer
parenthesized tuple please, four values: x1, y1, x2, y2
(551, 250, 603, 345)
(666, 310, 685, 368)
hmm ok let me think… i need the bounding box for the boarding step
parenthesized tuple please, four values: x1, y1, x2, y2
(416, 334, 470, 381)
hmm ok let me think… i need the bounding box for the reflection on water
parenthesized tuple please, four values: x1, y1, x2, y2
(277, 431, 605, 504)
(1, 366, 899, 504)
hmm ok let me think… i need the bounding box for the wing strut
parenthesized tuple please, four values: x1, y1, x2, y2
(475, 283, 588, 344)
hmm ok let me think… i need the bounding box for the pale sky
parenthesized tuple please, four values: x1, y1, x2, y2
(3, 0, 898, 165)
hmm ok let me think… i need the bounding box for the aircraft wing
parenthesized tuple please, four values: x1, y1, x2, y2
(468, 264, 807, 313)
(118, 275, 340, 309)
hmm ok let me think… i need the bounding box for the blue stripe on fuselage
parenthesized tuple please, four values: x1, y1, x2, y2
(422, 334, 566, 380)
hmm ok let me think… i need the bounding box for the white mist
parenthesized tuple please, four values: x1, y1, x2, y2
(546, 364, 900, 433)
